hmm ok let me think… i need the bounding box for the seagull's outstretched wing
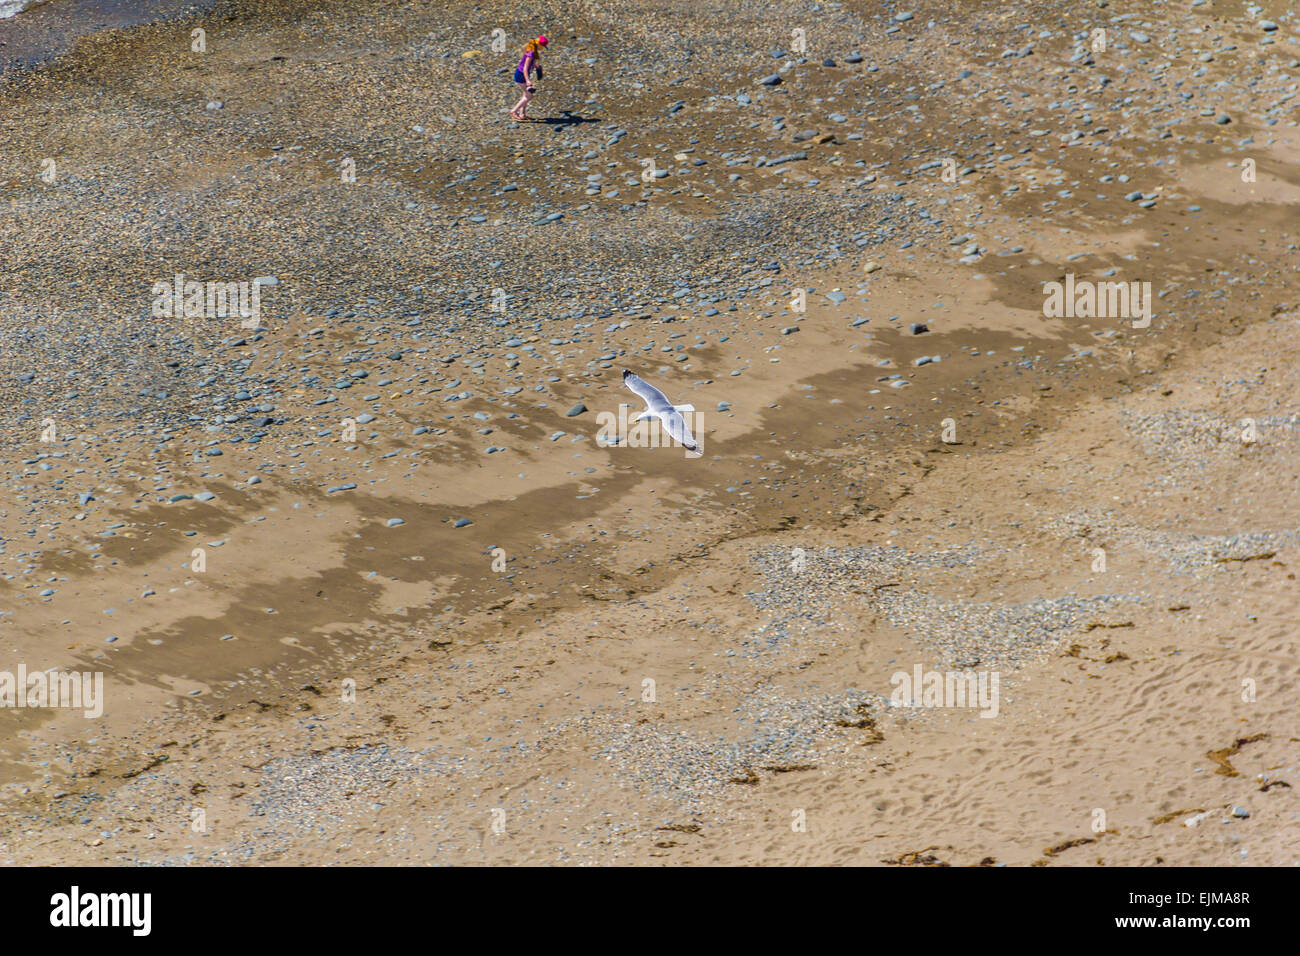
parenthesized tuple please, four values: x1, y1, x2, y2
(662, 409, 698, 451)
(623, 369, 671, 411)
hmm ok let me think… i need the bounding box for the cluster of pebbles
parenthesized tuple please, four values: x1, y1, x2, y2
(1123, 408, 1300, 466)
(750, 544, 1127, 668)
(1049, 508, 1300, 575)
(4, 0, 1296, 475)
(585, 687, 882, 815)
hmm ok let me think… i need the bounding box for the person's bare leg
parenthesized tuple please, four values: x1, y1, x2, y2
(518, 88, 533, 119)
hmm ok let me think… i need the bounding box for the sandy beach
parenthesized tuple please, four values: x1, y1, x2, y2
(0, 0, 1296, 866)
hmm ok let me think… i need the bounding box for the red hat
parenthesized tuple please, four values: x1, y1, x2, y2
(537, 35, 548, 46)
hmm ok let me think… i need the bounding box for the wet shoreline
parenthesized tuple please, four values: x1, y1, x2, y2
(0, 0, 219, 71)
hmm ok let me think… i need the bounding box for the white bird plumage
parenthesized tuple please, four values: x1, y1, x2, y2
(622, 369, 699, 452)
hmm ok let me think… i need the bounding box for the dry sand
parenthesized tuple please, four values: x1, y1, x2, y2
(0, 0, 1296, 865)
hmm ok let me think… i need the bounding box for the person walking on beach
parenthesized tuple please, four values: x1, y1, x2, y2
(509, 35, 547, 121)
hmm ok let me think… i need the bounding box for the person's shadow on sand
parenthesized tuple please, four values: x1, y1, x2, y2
(534, 110, 599, 130)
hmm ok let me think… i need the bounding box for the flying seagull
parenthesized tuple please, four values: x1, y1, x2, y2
(622, 369, 699, 452)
